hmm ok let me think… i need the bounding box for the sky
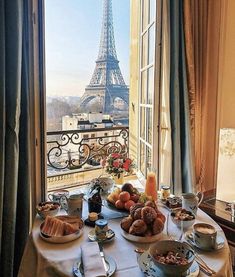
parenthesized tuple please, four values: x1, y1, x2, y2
(45, 0, 130, 97)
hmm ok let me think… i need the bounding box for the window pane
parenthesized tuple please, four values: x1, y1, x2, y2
(140, 141, 145, 175)
(147, 66, 154, 104)
(149, 0, 156, 24)
(142, 0, 149, 31)
(140, 107, 145, 139)
(141, 32, 148, 68)
(146, 107, 152, 144)
(141, 70, 147, 104)
(148, 24, 155, 64)
(146, 146, 152, 170)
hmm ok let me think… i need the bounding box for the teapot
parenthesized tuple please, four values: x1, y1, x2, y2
(181, 192, 204, 216)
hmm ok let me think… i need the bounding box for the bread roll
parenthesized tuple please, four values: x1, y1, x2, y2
(120, 216, 133, 232)
(141, 206, 157, 224)
(152, 217, 164, 235)
(129, 219, 147, 235)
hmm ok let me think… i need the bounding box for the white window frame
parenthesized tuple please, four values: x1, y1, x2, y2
(137, 0, 162, 181)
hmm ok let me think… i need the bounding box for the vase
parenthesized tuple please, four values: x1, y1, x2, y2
(113, 173, 124, 185)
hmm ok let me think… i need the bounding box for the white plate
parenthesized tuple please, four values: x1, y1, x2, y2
(40, 217, 84, 244)
(185, 231, 225, 251)
(73, 255, 116, 277)
(137, 251, 199, 277)
(121, 229, 163, 243)
(88, 229, 115, 242)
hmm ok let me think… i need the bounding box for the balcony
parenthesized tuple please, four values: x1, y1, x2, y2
(47, 126, 129, 191)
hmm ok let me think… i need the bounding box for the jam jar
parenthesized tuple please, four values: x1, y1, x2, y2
(160, 185, 170, 200)
(95, 219, 108, 240)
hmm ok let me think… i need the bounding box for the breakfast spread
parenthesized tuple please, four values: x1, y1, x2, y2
(41, 215, 83, 237)
(153, 251, 188, 266)
(120, 201, 165, 236)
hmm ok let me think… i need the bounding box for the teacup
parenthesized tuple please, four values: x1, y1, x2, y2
(60, 193, 84, 217)
(48, 189, 69, 203)
(193, 223, 217, 250)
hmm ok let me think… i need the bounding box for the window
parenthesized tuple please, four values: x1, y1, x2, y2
(138, 0, 162, 177)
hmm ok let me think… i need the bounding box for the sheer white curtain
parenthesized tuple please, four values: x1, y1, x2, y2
(159, 0, 172, 187)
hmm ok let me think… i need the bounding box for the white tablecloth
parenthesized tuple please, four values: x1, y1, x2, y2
(18, 201, 233, 277)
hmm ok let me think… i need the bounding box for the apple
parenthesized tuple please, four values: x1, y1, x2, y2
(115, 200, 125, 209)
(124, 200, 135, 211)
(119, 191, 130, 202)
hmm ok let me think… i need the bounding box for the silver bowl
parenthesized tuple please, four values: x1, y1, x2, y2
(149, 240, 195, 276)
(36, 201, 60, 219)
(170, 208, 195, 229)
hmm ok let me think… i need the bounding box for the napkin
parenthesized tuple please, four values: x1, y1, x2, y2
(81, 241, 106, 277)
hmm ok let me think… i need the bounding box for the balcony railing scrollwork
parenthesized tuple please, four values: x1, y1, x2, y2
(47, 126, 129, 171)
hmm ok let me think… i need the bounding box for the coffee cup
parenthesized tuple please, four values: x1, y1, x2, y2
(60, 193, 84, 217)
(48, 189, 69, 203)
(193, 223, 217, 250)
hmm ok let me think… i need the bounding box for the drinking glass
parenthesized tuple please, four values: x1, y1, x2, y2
(145, 168, 158, 201)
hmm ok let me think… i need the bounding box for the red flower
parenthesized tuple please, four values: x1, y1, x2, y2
(113, 161, 120, 168)
(125, 158, 132, 165)
(123, 161, 130, 171)
(112, 153, 120, 159)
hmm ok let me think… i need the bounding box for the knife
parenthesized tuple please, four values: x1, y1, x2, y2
(98, 242, 108, 276)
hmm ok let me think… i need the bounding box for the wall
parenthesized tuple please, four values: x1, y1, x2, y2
(218, 0, 235, 128)
(216, 0, 235, 201)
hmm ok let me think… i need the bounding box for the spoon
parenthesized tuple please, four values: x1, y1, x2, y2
(134, 248, 145, 254)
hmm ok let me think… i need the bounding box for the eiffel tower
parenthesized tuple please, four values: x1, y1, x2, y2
(80, 0, 129, 113)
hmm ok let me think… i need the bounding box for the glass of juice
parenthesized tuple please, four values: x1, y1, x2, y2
(145, 169, 158, 201)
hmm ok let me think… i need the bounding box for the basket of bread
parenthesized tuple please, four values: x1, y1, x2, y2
(120, 201, 166, 243)
(40, 215, 84, 243)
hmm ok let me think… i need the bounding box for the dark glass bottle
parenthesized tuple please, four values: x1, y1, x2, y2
(88, 184, 102, 214)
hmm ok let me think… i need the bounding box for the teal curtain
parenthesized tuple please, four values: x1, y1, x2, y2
(169, 0, 195, 195)
(0, 1, 31, 276)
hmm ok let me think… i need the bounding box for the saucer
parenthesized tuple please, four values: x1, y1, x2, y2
(185, 231, 225, 251)
(88, 229, 115, 242)
(137, 251, 199, 277)
(73, 255, 116, 277)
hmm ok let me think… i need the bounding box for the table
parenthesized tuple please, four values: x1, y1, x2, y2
(18, 198, 233, 277)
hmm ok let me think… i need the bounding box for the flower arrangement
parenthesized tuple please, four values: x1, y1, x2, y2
(102, 153, 134, 178)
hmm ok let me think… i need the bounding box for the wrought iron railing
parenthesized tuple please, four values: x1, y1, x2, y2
(47, 126, 129, 171)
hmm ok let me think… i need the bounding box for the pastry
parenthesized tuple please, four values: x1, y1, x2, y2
(120, 216, 133, 232)
(129, 219, 147, 235)
(156, 211, 166, 224)
(152, 217, 164, 235)
(41, 215, 81, 236)
(133, 207, 142, 220)
(130, 203, 144, 218)
(141, 206, 157, 224)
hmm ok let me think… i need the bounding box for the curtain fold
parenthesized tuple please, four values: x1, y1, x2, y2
(169, 0, 196, 195)
(0, 0, 31, 276)
(183, 0, 222, 192)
